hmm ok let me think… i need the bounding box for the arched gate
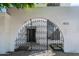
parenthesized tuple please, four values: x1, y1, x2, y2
(15, 18, 64, 52)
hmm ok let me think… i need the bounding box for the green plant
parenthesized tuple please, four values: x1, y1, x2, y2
(0, 3, 34, 9)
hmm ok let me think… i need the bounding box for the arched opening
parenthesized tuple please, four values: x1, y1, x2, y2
(15, 18, 64, 52)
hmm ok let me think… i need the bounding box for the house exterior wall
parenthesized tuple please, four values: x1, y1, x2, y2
(0, 13, 5, 54)
(0, 7, 79, 54)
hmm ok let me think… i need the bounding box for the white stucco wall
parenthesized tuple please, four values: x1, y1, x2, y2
(0, 7, 79, 54)
(0, 13, 5, 54)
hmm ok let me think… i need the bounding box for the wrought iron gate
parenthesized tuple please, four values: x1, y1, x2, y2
(15, 18, 64, 52)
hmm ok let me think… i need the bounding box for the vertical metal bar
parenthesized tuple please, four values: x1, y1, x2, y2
(30, 19, 32, 50)
(30, 19, 32, 27)
(47, 20, 48, 50)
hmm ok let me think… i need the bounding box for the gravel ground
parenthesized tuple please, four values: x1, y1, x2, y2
(0, 50, 79, 56)
(0, 51, 43, 56)
(29, 50, 55, 56)
(0, 50, 53, 56)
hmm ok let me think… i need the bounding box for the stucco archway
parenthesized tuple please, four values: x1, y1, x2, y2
(15, 17, 64, 51)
